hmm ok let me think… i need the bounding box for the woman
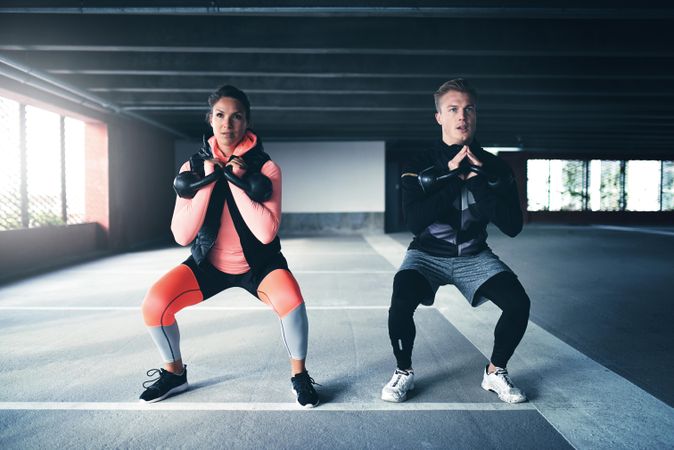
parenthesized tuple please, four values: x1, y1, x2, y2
(139, 85, 319, 408)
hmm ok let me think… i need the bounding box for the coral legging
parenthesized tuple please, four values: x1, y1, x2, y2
(142, 257, 308, 363)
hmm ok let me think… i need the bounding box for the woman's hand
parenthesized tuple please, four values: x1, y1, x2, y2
(226, 156, 248, 177)
(204, 159, 221, 176)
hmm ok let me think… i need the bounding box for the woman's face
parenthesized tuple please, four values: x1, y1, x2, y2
(209, 97, 248, 154)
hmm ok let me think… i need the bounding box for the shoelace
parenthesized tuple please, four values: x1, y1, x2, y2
(494, 368, 514, 388)
(295, 374, 321, 395)
(142, 368, 164, 389)
(391, 370, 409, 388)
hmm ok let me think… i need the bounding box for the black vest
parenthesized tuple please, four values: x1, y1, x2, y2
(189, 136, 282, 271)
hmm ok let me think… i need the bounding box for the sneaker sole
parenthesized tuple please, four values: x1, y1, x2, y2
(381, 392, 406, 403)
(381, 383, 414, 403)
(291, 388, 319, 408)
(480, 381, 527, 404)
(139, 381, 189, 404)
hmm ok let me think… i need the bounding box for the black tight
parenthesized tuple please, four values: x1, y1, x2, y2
(477, 271, 530, 367)
(388, 270, 530, 370)
(387, 270, 434, 370)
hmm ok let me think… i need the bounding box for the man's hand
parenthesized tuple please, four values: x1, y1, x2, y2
(464, 147, 482, 180)
(448, 146, 467, 172)
(448, 146, 483, 180)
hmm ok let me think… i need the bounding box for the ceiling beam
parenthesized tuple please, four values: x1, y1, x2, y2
(1, 45, 672, 58)
(2, 15, 674, 55)
(44, 69, 674, 81)
(7, 50, 672, 78)
(86, 87, 674, 99)
(60, 75, 674, 94)
(2, 7, 674, 20)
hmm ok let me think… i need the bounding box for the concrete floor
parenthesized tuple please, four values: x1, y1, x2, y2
(0, 226, 672, 449)
(438, 223, 674, 407)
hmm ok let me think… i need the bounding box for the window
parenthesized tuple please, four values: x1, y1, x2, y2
(663, 161, 674, 211)
(527, 159, 585, 211)
(549, 160, 585, 211)
(526, 159, 549, 211)
(0, 97, 21, 230)
(527, 158, 673, 212)
(0, 95, 86, 230)
(589, 160, 621, 211)
(625, 160, 661, 211)
(26, 105, 62, 226)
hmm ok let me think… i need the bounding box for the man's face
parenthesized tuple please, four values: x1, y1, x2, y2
(435, 90, 477, 146)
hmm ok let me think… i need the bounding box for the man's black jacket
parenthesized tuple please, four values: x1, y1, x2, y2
(401, 140, 523, 256)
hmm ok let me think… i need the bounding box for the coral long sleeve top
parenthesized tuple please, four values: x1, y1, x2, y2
(170, 131, 282, 274)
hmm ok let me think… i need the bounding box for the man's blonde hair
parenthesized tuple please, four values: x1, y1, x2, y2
(434, 78, 478, 111)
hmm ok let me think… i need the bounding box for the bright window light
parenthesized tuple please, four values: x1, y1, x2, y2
(663, 161, 674, 211)
(526, 159, 550, 211)
(0, 97, 21, 230)
(528, 157, 671, 213)
(26, 105, 62, 227)
(549, 160, 584, 211)
(589, 160, 621, 211)
(626, 160, 661, 211)
(0, 94, 88, 230)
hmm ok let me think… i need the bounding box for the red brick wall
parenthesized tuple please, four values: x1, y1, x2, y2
(84, 121, 109, 245)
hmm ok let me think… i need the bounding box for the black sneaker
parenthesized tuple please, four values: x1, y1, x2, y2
(291, 370, 320, 408)
(139, 367, 189, 403)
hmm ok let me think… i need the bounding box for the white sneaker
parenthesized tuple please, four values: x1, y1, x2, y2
(481, 366, 527, 404)
(381, 369, 415, 403)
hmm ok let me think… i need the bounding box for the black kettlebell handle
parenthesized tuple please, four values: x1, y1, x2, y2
(418, 164, 496, 194)
(465, 164, 487, 177)
(173, 165, 223, 198)
(464, 164, 503, 187)
(418, 166, 461, 193)
(223, 165, 273, 202)
(191, 166, 222, 190)
(223, 165, 251, 191)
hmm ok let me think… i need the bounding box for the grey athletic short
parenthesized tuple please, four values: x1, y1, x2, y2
(398, 248, 513, 307)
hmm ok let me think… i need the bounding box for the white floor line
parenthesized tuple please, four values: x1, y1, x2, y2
(50, 270, 395, 275)
(592, 224, 674, 236)
(283, 252, 380, 256)
(0, 401, 534, 412)
(0, 305, 390, 311)
(295, 270, 395, 274)
(366, 233, 674, 450)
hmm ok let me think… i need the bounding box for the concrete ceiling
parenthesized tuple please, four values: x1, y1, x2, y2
(1, 2, 674, 153)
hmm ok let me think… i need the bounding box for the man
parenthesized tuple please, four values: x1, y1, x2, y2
(381, 78, 530, 404)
